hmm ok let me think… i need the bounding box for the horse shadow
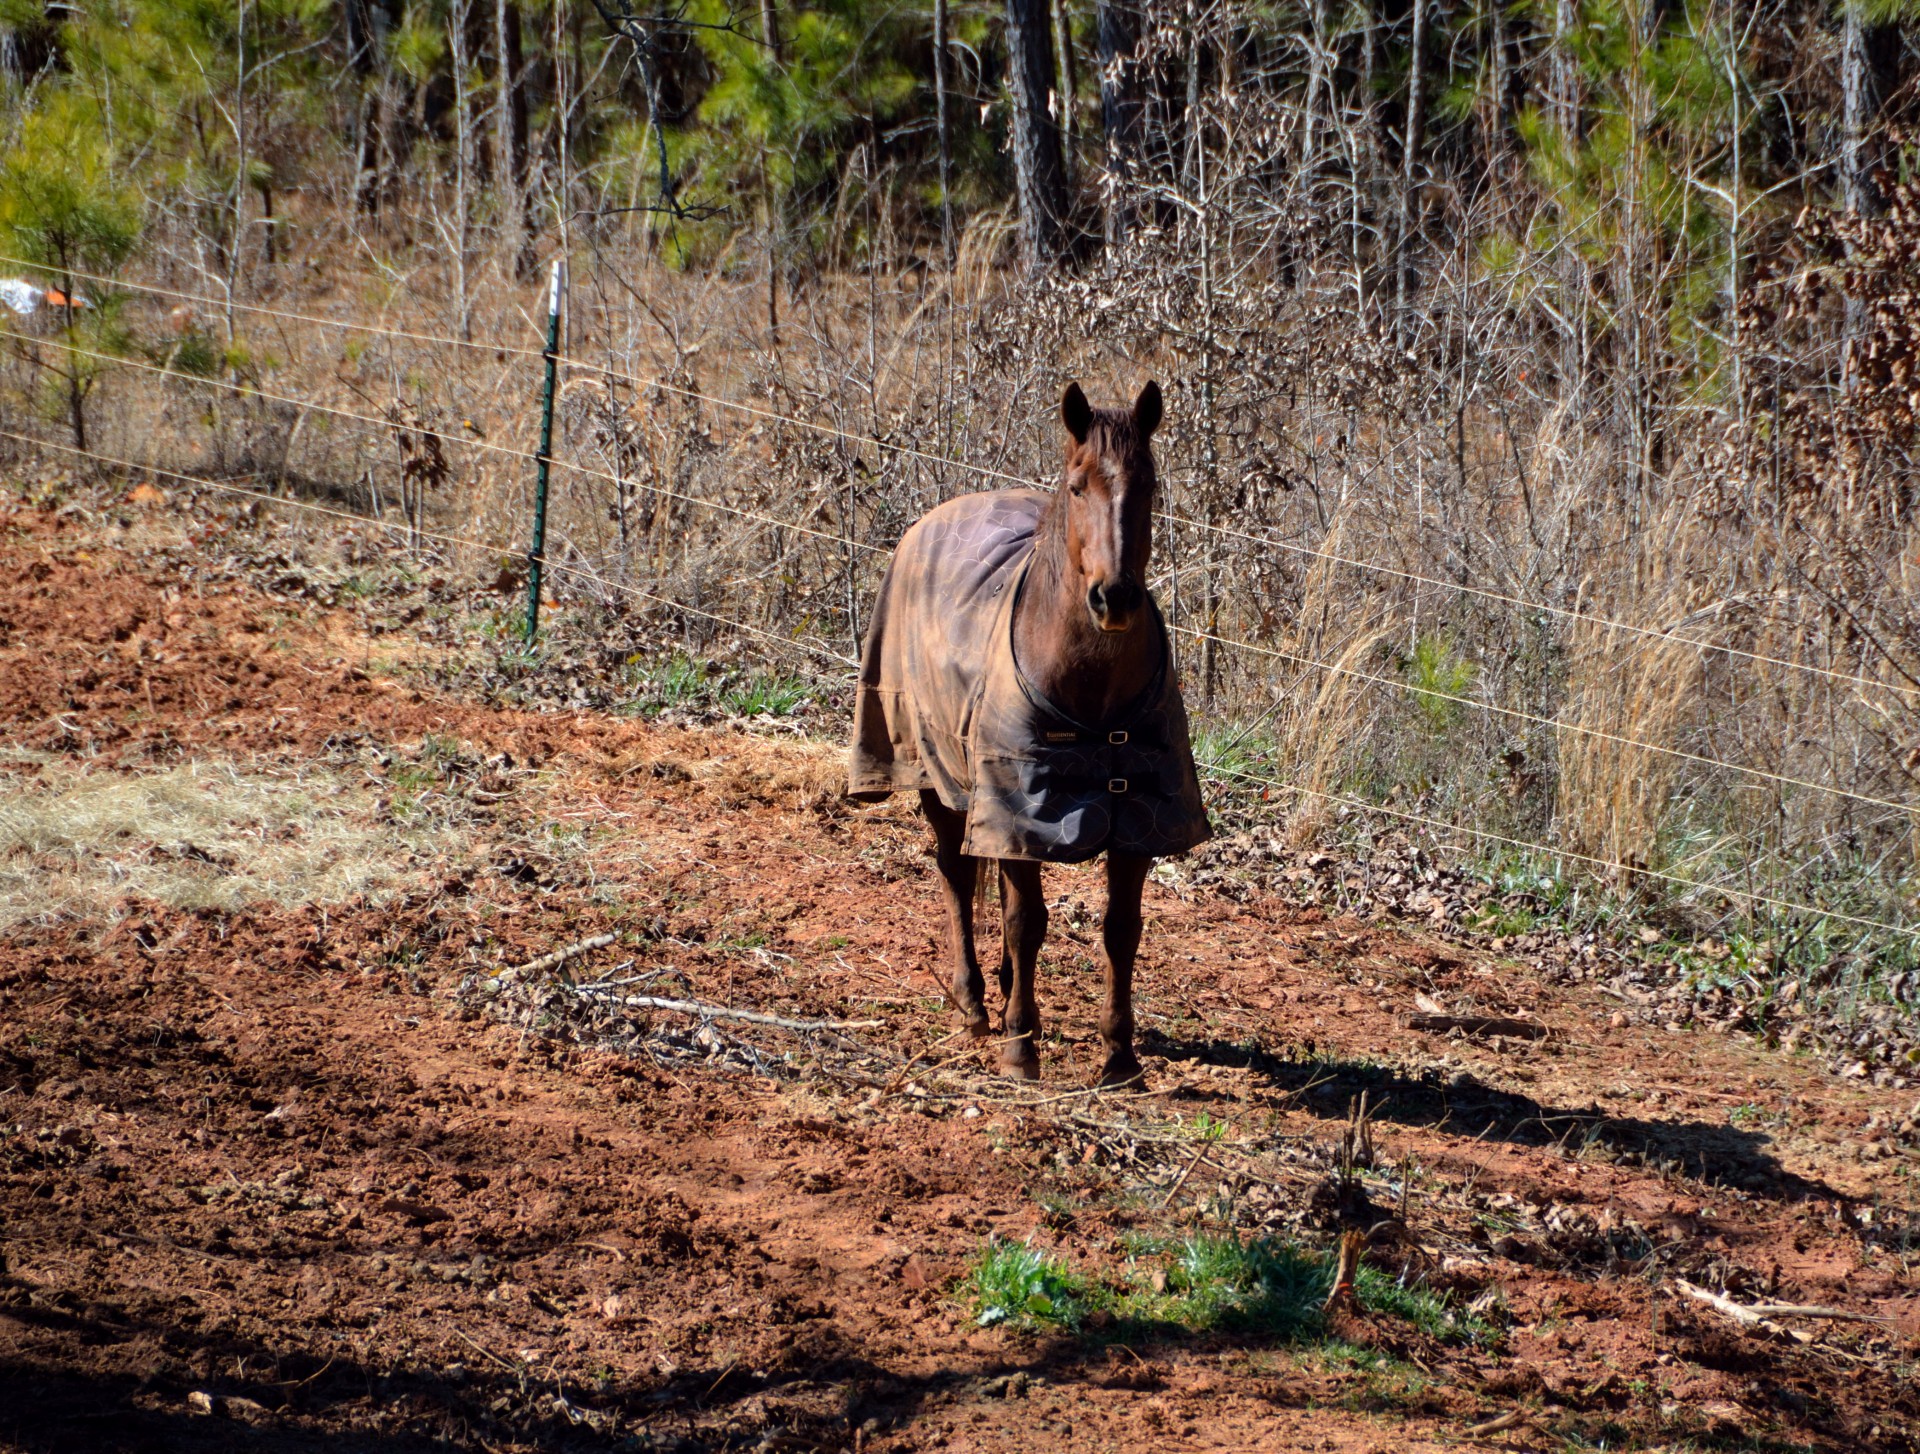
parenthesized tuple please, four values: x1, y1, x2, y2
(1136, 1027, 1846, 1203)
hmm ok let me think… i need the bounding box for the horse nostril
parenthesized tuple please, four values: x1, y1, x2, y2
(1087, 583, 1107, 617)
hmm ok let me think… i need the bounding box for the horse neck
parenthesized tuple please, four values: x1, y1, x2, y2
(1012, 496, 1161, 727)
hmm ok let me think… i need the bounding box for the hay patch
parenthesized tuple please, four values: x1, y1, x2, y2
(0, 757, 471, 927)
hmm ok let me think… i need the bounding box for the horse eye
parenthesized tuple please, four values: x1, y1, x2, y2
(1070, 478, 1087, 496)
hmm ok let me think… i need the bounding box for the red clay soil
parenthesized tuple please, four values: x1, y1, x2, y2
(1, 494, 1917, 1453)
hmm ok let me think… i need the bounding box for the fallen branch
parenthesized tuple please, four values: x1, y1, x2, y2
(1160, 1142, 1215, 1211)
(1465, 1409, 1530, 1438)
(1673, 1279, 1884, 1330)
(586, 992, 883, 1032)
(513, 933, 616, 977)
(1409, 1013, 1549, 1041)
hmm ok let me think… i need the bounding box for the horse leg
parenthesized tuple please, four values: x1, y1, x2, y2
(1095, 851, 1152, 1088)
(920, 790, 989, 1037)
(997, 859, 1047, 1079)
(995, 864, 1014, 1004)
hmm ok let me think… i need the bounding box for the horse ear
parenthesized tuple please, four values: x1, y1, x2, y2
(1062, 382, 1093, 444)
(1133, 381, 1163, 438)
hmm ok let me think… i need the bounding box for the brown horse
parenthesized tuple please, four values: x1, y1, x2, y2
(848, 382, 1210, 1085)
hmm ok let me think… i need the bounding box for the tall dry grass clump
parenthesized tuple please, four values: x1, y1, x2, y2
(1553, 512, 1718, 886)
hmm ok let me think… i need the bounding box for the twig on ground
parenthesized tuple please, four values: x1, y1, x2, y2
(1465, 1409, 1530, 1437)
(591, 992, 883, 1031)
(1672, 1279, 1884, 1332)
(449, 1324, 521, 1374)
(513, 933, 616, 977)
(1161, 1142, 1215, 1211)
(881, 1032, 1019, 1095)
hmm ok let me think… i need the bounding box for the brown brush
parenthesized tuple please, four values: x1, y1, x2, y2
(1323, 1229, 1364, 1312)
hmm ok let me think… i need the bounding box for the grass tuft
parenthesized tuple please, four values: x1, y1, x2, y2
(1150, 1233, 1329, 1337)
(969, 1232, 1491, 1348)
(968, 1242, 1090, 1330)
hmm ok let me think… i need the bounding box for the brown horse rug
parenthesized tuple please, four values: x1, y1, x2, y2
(847, 488, 1211, 863)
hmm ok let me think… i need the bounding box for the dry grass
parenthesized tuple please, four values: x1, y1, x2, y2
(1554, 500, 1720, 880)
(0, 757, 472, 928)
(600, 732, 849, 812)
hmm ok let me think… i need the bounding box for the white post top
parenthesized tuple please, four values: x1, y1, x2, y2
(547, 258, 565, 320)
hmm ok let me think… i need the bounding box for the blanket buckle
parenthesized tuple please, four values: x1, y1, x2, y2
(1108, 777, 1129, 793)
(1108, 730, 1129, 745)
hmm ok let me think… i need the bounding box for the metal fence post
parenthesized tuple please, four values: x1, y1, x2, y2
(526, 258, 564, 643)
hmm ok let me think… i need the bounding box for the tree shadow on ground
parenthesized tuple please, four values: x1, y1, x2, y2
(7, 1282, 1908, 1454)
(1137, 1028, 1846, 1202)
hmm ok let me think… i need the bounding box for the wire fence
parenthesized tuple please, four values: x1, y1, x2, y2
(14, 253, 1916, 701)
(13, 320, 1912, 819)
(4, 258, 1917, 949)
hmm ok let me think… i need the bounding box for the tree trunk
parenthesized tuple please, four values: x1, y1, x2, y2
(1553, 0, 1582, 396)
(1395, 0, 1427, 339)
(1053, 0, 1076, 190)
(934, 0, 954, 263)
(345, 0, 384, 213)
(450, 0, 474, 340)
(495, 0, 532, 273)
(1484, 0, 1506, 172)
(1840, 1, 1896, 392)
(1552, 0, 1578, 139)
(1006, 0, 1071, 269)
(762, 0, 782, 340)
(1300, 0, 1326, 184)
(1096, 0, 1141, 248)
(1842, 2, 1885, 218)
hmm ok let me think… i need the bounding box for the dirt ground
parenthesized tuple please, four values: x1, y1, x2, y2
(2, 490, 1917, 1453)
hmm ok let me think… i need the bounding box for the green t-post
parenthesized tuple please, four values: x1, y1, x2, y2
(526, 258, 564, 642)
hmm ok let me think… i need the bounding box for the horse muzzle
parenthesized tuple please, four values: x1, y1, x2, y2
(1087, 579, 1144, 633)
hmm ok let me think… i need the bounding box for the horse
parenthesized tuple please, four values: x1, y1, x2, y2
(848, 381, 1210, 1085)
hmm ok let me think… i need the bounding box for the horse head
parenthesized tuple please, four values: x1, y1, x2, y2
(1058, 380, 1162, 635)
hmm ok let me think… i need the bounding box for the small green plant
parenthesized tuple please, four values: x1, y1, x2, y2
(631, 653, 708, 714)
(1191, 718, 1275, 780)
(721, 670, 810, 717)
(968, 1242, 1089, 1330)
(1185, 1110, 1231, 1143)
(386, 762, 437, 792)
(1403, 634, 1476, 733)
(1033, 1189, 1080, 1229)
(1145, 1234, 1328, 1337)
(1354, 1262, 1489, 1344)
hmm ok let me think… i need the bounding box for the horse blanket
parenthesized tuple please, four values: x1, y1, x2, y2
(847, 488, 1211, 863)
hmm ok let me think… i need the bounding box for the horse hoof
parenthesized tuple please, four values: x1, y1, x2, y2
(1000, 1053, 1041, 1081)
(961, 1011, 992, 1039)
(1095, 1057, 1144, 1090)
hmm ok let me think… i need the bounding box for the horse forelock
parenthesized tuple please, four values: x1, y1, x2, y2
(1067, 408, 1154, 485)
